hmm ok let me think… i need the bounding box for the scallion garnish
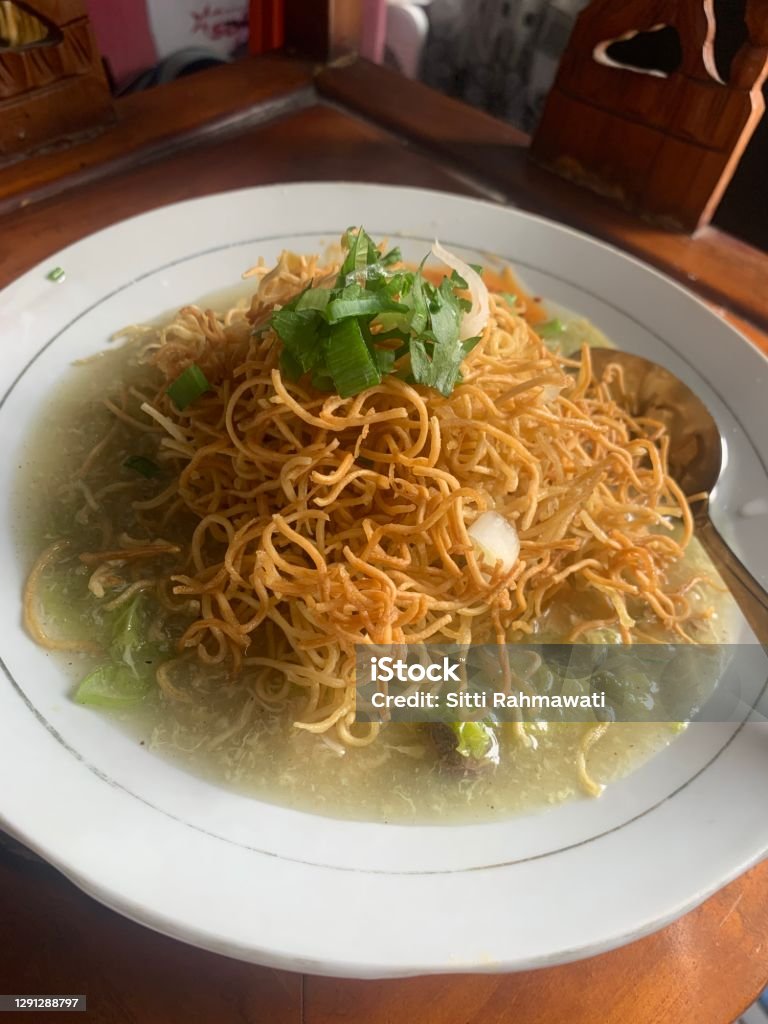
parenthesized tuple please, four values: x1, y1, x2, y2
(123, 455, 161, 478)
(537, 319, 565, 339)
(47, 267, 66, 283)
(296, 287, 332, 312)
(325, 288, 406, 324)
(166, 363, 210, 410)
(269, 228, 488, 399)
(325, 318, 381, 398)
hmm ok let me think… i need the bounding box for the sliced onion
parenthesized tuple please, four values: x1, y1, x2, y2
(468, 511, 520, 573)
(431, 239, 490, 342)
(540, 384, 562, 404)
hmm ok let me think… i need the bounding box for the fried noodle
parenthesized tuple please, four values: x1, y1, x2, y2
(25, 248, 712, 777)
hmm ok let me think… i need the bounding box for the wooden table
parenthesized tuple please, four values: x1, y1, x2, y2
(1, 54, 767, 1024)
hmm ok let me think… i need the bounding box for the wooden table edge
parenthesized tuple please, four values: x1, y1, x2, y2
(0, 55, 316, 218)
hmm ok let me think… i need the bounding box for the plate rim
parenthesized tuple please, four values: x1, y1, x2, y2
(1, 181, 767, 977)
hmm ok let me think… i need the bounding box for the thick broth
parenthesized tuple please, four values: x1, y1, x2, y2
(16, 320, 733, 824)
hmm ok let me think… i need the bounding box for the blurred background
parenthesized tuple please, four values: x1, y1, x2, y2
(72, 0, 765, 250)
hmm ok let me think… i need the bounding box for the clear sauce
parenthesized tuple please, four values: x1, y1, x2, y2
(15, 304, 735, 824)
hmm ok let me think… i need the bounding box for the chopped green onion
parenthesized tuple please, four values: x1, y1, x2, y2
(311, 370, 334, 391)
(326, 318, 381, 398)
(537, 318, 565, 339)
(339, 227, 378, 283)
(373, 347, 396, 373)
(123, 455, 161, 478)
(469, 263, 484, 275)
(166, 363, 211, 410)
(269, 230, 482, 400)
(373, 311, 410, 334)
(296, 287, 332, 312)
(326, 289, 405, 324)
(272, 308, 323, 373)
(500, 292, 517, 308)
(280, 348, 304, 381)
(47, 267, 66, 283)
(380, 246, 402, 266)
(270, 308, 318, 347)
(451, 721, 499, 763)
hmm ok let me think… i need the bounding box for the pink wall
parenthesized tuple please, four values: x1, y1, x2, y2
(361, 0, 386, 63)
(86, 0, 156, 86)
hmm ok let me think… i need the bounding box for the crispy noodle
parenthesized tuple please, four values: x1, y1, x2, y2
(25, 247, 714, 795)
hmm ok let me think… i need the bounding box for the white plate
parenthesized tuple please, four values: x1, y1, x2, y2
(1, 183, 767, 978)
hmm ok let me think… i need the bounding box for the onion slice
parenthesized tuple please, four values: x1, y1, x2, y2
(431, 240, 490, 342)
(468, 511, 520, 574)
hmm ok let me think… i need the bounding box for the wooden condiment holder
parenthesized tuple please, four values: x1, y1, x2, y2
(531, 0, 768, 231)
(0, 0, 114, 164)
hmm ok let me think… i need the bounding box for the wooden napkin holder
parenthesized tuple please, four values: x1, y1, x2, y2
(0, 0, 114, 164)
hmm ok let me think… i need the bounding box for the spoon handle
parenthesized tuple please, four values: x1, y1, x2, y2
(696, 514, 768, 645)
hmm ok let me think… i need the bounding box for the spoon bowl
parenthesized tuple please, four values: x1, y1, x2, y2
(589, 347, 768, 643)
(590, 348, 722, 498)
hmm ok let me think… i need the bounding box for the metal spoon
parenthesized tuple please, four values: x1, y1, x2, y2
(590, 347, 768, 644)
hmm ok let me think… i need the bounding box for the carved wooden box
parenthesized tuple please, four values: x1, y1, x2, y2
(531, 0, 768, 231)
(0, 0, 114, 163)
